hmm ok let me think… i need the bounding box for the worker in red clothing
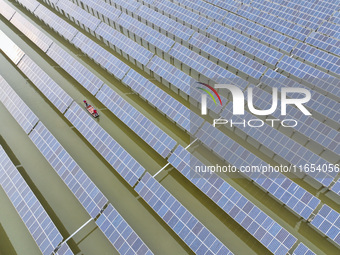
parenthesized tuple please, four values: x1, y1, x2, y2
(83, 100, 88, 107)
(93, 109, 97, 115)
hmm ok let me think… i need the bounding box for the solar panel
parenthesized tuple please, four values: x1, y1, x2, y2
(122, 69, 204, 135)
(16, 0, 40, 12)
(261, 69, 340, 124)
(71, 32, 130, 80)
(55, 0, 101, 32)
(64, 102, 145, 187)
(29, 122, 108, 218)
(236, 5, 311, 41)
(203, 0, 241, 13)
(0, 75, 39, 134)
(206, 22, 283, 67)
(0, 146, 65, 255)
(311, 205, 340, 246)
(17, 55, 74, 114)
(305, 32, 340, 56)
(292, 243, 316, 255)
(196, 122, 321, 219)
(222, 13, 297, 53)
(105, 0, 140, 13)
(135, 5, 194, 41)
(96, 84, 177, 158)
(329, 11, 340, 25)
(146, 55, 226, 115)
(168, 43, 249, 88)
(277, 56, 340, 100)
(153, 0, 211, 31)
(115, 13, 175, 52)
(10, 12, 53, 53)
(134, 172, 234, 255)
(317, 22, 340, 40)
(94, 22, 153, 65)
(0, 0, 16, 21)
(189, 33, 267, 80)
(46, 43, 104, 95)
(330, 180, 340, 196)
(0, 30, 25, 65)
(55, 243, 74, 255)
(292, 42, 340, 75)
(168, 145, 298, 255)
(34, 5, 79, 42)
(73, 0, 121, 26)
(249, 85, 340, 156)
(95, 204, 153, 255)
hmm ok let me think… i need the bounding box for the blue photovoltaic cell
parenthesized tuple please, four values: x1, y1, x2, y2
(55, 243, 74, 255)
(17, 55, 74, 113)
(0, 30, 25, 65)
(29, 122, 108, 218)
(292, 243, 316, 255)
(135, 5, 194, 41)
(64, 102, 145, 186)
(95, 204, 153, 255)
(168, 145, 297, 255)
(0, 146, 64, 255)
(134, 172, 234, 255)
(55, 0, 101, 32)
(94, 22, 153, 65)
(311, 205, 340, 246)
(220, 101, 337, 187)
(261, 69, 340, 124)
(249, 86, 340, 156)
(71, 32, 130, 80)
(331, 180, 340, 196)
(46, 43, 104, 95)
(10, 12, 53, 53)
(292, 42, 340, 75)
(153, 0, 211, 31)
(146, 55, 226, 114)
(189, 33, 267, 80)
(0, 0, 16, 20)
(96, 84, 177, 158)
(34, 5, 79, 42)
(277, 56, 340, 99)
(222, 13, 297, 53)
(115, 13, 175, 52)
(16, 0, 40, 12)
(0, 75, 39, 134)
(196, 122, 320, 219)
(168, 43, 248, 88)
(206, 22, 283, 66)
(122, 69, 204, 135)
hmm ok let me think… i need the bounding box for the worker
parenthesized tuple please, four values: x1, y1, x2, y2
(83, 100, 88, 107)
(93, 109, 97, 115)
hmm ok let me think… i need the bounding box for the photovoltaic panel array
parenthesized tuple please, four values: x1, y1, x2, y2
(10, 12, 53, 53)
(220, 103, 336, 187)
(96, 84, 177, 158)
(135, 172, 234, 255)
(16, 0, 39, 12)
(64, 102, 145, 187)
(292, 243, 315, 255)
(135, 5, 194, 41)
(29, 122, 108, 218)
(0, 30, 25, 65)
(168, 145, 297, 255)
(0, 75, 39, 134)
(122, 69, 204, 135)
(95, 204, 154, 255)
(17, 55, 74, 114)
(306, 32, 340, 56)
(331, 180, 340, 196)
(318, 22, 340, 40)
(0, 146, 65, 255)
(107, 0, 140, 13)
(196, 122, 320, 219)
(0, 0, 16, 20)
(55, 243, 74, 255)
(71, 32, 130, 80)
(46, 43, 104, 95)
(311, 205, 340, 246)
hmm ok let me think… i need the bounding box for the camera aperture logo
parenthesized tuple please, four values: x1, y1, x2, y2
(196, 83, 312, 128)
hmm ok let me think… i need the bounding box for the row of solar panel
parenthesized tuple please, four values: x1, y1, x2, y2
(134, 172, 234, 255)
(0, 145, 73, 255)
(168, 145, 297, 255)
(0, 70, 153, 255)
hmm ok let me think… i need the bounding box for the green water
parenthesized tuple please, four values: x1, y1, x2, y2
(0, 2, 339, 255)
